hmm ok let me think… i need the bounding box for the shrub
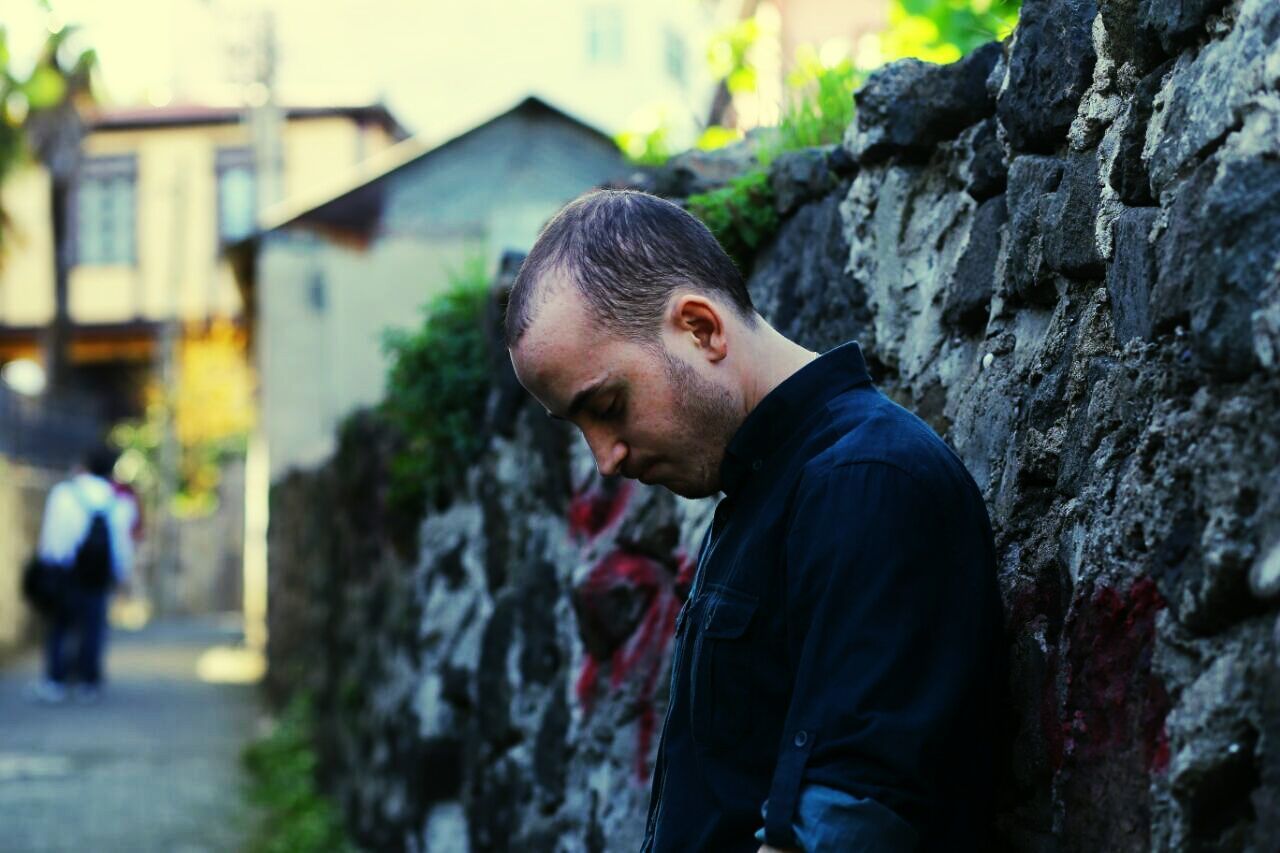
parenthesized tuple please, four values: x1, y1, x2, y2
(242, 696, 355, 853)
(768, 52, 861, 158)
(379, 256, 492, 515)
(615, 122, 673, 166)
(688, 53, 856, 274)
(686, 168, 778, 275)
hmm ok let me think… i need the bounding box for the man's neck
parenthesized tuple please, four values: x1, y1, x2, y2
(740, 325, 818, 417)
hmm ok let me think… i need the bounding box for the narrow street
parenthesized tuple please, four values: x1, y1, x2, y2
(0, 617, 261, 852)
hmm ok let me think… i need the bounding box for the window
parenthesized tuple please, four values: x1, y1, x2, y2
(664, 28, 687, 85)
(586, 6, 624, 65)
(73, 156, 137, 266)
(216, 148, 257, 244)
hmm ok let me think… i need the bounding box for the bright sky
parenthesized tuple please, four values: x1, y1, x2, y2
(2, 0, 724, 142)
(4, 0, 429, 132)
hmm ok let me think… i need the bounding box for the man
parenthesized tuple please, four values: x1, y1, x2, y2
(29, 444, 135, 704)
(506, 190, 1003, 851)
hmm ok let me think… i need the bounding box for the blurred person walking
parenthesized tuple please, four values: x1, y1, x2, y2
(27, 444, 136, 704)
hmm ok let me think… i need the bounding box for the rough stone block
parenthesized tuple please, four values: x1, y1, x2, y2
(964, 117, 1007, 201)
(1001, 155, 1065, 303)
(1106, 207, 1159, 342)
(1100, 0, 1164, 71)
(646, 138, 762, 197)
(1253, 282, 1280, 374)
(1154, 123, 1280, 375)
(768, 147, 837, 216)
(944, 195, 1007, 333)
(850, 41, 1002, 163)
(749, 191, 867, 353)
(998, 0, 1099, 153)
(1108, 60, 1174, 206)
(1144, 0, 1280, 195)
(1249, 537, 1280, 596)
(1139, 0, 1230, 54)
(1043, 151, 1106, 279)
(1165, 642, 1263, 845)
(571, 551, 659, 661)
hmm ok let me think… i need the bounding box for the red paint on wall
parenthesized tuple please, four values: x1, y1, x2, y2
(1049, 575, 1171, 774)
(573, 547, 681, 782)
(567, 479, 634, 541)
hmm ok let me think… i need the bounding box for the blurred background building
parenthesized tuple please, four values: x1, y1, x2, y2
(0, 0, 919, 653)
(231, 96, 624, 480)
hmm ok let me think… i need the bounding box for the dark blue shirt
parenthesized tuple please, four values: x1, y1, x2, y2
(641, 342, 1004, 852)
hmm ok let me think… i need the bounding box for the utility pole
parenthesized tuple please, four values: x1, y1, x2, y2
(239, 5, 282, 654)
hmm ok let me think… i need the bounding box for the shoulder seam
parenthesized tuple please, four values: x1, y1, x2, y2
(808, 457, 923, 486)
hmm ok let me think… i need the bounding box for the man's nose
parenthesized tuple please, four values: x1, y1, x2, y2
(585, 429, 627, 477)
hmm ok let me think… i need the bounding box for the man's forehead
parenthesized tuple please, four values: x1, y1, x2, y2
(516, 285, 593, 364)
(511, 285, 606, 401)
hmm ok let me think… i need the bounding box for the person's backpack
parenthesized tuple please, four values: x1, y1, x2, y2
(72, 491, 115, 590)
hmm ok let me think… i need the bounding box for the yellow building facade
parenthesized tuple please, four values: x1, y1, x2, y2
(0, 104, 404, 378)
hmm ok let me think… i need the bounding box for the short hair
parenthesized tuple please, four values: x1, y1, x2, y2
(84, 444, 118, 479)
(504, 189, 756, 347)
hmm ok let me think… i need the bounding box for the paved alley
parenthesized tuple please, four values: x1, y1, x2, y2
(0, 617, 261, 852)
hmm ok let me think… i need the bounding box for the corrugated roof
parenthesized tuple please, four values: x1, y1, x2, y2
(250, 94, 614, 236)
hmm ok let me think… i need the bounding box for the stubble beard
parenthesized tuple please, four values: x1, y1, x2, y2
(659, 347, 742, 499)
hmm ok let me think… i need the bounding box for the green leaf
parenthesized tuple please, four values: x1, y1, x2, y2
(23, 64, 65, 109)
(726, 66, 757, 95)
(695, 125, 743, 151)
(376, 255, 492, 516)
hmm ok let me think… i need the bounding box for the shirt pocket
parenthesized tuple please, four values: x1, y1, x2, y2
(689, 586, 760, 748)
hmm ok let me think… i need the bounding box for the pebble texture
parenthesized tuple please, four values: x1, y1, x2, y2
(266, 1, 1280, 849)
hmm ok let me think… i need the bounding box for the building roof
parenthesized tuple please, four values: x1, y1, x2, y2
(88, 102, 409, 140)
(248, 95, 616, 237)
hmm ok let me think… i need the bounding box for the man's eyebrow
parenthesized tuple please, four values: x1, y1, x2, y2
(548, 376, 610, 421)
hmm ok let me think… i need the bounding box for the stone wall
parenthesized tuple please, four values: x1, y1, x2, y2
(0, 457, 58, 660)
(265, 0, 1280, 849)
(171, 459, 245, 615)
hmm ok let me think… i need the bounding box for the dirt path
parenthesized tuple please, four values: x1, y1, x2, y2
(0, 617, 261, 852)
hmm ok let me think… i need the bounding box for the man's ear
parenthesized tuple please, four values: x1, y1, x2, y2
(669, 293, 727, 363)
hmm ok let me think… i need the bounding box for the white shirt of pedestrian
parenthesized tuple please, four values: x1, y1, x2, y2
(37, 473, 136, 583)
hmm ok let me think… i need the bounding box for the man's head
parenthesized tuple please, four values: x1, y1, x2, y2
(83, 444, 118, 479)
(506, 190, 759, 498)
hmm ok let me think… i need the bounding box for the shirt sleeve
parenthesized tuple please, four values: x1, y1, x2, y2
(756, 783, 919, 851)
(110, 497, 136, 583)
(36, 483, 80, 566)
(760, 459, 988, 849)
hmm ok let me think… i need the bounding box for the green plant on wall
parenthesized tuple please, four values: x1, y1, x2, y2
(615, 118, 673, 167)
(242, 695, 356, 853)
(686, 168, 778, 274)
(686, 48, 854, 272)
(687, 1, 1020, 273)
(875, 0, 1021, 65)
(109, 399, 249, 519)
(707, 14, 765, 101)
(769, 48, 861, 156)
(379, 256, 492, 517)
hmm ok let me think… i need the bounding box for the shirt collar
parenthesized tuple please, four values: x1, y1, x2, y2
(719, 341, 873, 495)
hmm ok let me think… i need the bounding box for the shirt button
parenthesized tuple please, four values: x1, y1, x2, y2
(751, 459, 762, 471)
(794, 730, 808, 747)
